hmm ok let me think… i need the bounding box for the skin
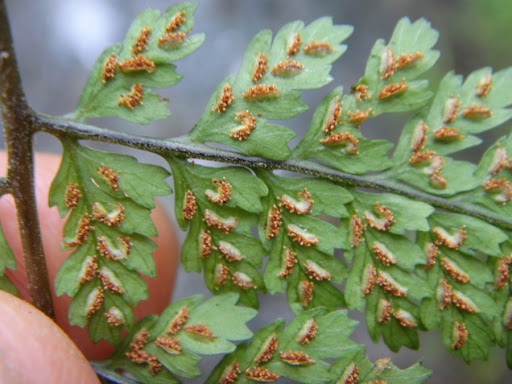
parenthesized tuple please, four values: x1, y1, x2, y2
(0, 290, 101, 384)
(0, 152, 180, 362)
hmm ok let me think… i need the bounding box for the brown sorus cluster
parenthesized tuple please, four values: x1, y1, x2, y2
(96, 235, 131, 261)
(85, 287, 104, 318)
(220, 362, 241, 384)
(98, 267, 125, 294)
(278, 188, 313, 215)
(125, 329, 162, 375)
(347, 108, 373, 126)
(184, 323, 217, 340)
(205, 177, 232, 205)
(118, 54, 156, 73)
(488, 147, 508, 175)
(353, 84, 370, 102)
(440, 257, 470, 284)
(409, 150, 437, 166)
(166, 11, 186, 32)
(364, 203, 395, 232)
(279, 350, 315, 365)
(118, 83, 144, 110)
(393, 309, 417, 328)
(218, 241, 243, 262)
(243, 84, 279, 101)
(167, 306, 189, 334)
(277, 246, 297, 278)
(182, 190, 197, 220)
(231, 110, 256, 140)
(483, 178, 512, 204)
(200, 230, 213, 258)
(155, 336, 182, 354)
(215, 263, 230, 286)
(322, 96, 342, 133)
(433, 126, 464, 141)
(287, 32, 302, 56)
(65, 182, 82, 209)
(424, 242, 439, 269)
(380, 46, 395, 80)
(304, 260, 331, 281)
(437, 278, 452, 310)
(203, 210, 237, 233)
(287, 224, 319, 246)
(362, 264, 377, 296)
(320, 132, 359, 154)
(377, 299, 393, 324)
(408, 150, 447, 189)
(254, 333, 278, 365)
(158, 31, 187, 49)
(394, 51, 424, 71)
(376, 272, 407, 297)
(371, 243, 397, 266)
(97, 164, 120, 191)
(65, 214, 94, 247)
(411, 121, 428, 151)
(350, 212, 365, 248)
(92, 202, 126, 226)
(443, 98, 460, 123)
(212, 83, 235, 113)
(297, 319, 318, 344)
(245, 367, 279, 382)
(266, 205, 282, 239)
(232, 272, 257, 290)
(451, 322, 468, 350)
(378, 79, 409, 99)
(380, 46, 423, 79)
(79, 256, 98, 284)
(102, 53, 118, 84)
(433, 226, 466, 249)
(476, 73, 492, 98)
(300, 280, 314, 306)
(495, 254, 512, 289)
(451, 291, 479, 313)
(271, 59, 304, 77)
(340, 363, 359, 384)
(304, 40, 333, 56)
(462, 104, 492, 119)
(132, 26, 152, 55)
(252, 52, 268, 83)
(104, 307, 125, 327)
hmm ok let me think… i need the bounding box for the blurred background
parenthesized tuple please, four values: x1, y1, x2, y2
(2, 0, 512, 382)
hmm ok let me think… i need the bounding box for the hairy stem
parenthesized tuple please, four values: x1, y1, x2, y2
(0, 0, 54, 318)
(37, 113, 512, 232)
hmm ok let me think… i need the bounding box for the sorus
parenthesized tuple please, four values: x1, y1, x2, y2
(297, 318, 317, 344)
(205, 177, 232, 205)
(212, 83, 234, 113)
(378, 79, 409, 99)
(279, 350, 315, 365)
(271, 59, 304, 77)
(244, 367, 279, 382)
(184, 323, 217, 340)
(287, 224, 319, 246)
(243, 84, 279, 101)
(254, 333, 278, 365)
(278, 188, 314, 214)
(252, 52, 268, 83)
(277, 246, 297, 278)
(320, 132, 359, 155)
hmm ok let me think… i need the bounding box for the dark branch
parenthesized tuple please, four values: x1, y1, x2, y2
(37, 113, 512, 232)
(0, 0, 54, 318)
